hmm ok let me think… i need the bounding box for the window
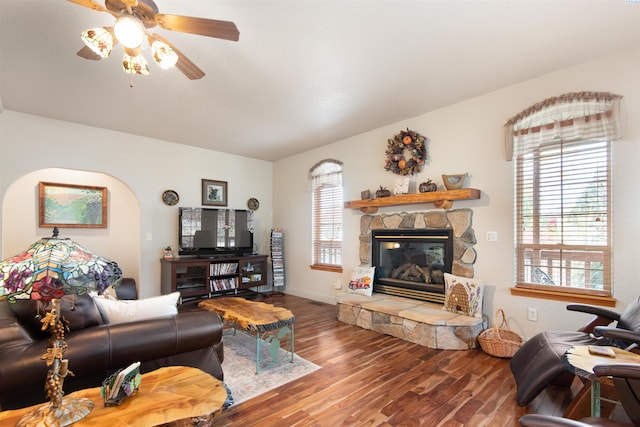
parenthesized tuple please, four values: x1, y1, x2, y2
(506, 92, 622, 300)
(310, 159, 343, 271)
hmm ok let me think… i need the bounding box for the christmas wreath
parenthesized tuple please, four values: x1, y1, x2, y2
(384, 128, 428, 176)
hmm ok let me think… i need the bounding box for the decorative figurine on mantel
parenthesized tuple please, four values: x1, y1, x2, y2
(375, 186, 391, 198)
(394, 177, 410, 195)
(384, 128, 428, 176)
(419, 179, 438, 193)
(442, 173, 468, 190)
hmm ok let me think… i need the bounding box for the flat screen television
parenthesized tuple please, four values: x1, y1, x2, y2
(178, 207, 253, 257)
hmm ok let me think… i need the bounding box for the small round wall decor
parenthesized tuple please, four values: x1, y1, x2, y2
(384, 128, 428, 176)
(162, 190, 179, 206)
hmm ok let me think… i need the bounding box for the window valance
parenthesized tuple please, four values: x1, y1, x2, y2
(504, 92, 622, 160)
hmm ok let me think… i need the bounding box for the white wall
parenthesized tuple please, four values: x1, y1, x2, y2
(0, 112, 274, 298)
(2, 169, 140, 281)
(273, 48, 640, 339)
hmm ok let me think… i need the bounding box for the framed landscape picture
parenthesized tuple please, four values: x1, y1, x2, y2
(202, 179, 228, 207)
(39, 182, 107, 228)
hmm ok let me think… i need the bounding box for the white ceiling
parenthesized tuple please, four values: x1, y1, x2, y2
(1, 1, 638, 161)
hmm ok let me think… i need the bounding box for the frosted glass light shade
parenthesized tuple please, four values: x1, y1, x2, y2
(151, 40, 178, 69)
(113, 16, 145, 48)
(122, 53, 149, 75)
(81, 27, 113, 58)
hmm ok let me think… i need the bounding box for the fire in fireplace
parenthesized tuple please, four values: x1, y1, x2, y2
(371, 229, 453, 303)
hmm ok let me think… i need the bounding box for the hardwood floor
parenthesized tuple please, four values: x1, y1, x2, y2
(214, 293, 577, 427)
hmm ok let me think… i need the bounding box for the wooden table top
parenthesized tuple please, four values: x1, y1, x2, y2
(199, 297, 295, 332)
(565, 345, 640, 381)
(0, 366, 226, 427)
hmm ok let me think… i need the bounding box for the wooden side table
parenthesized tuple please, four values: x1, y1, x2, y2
(563, 345, 640, 418)
(199, 297, 296, 374)
(0, 366, 227, 426)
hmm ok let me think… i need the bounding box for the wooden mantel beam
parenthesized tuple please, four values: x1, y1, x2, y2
(343, 188, 481, 213)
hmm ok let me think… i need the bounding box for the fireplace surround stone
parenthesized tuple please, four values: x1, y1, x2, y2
(336, 208, 482, 350)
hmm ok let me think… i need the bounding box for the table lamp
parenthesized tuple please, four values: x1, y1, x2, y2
(0, 228, 122, 426)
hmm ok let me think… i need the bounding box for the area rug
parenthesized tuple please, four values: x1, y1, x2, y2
(222, 331, 321, 405)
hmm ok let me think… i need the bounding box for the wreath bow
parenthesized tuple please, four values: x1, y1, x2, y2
(384, 128, 427, 176)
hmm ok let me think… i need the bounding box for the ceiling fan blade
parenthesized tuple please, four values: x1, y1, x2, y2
(155, 14, 240, 41)
(150, 34, 205, 80)
(67, 0, 107, 13)
(77, 45, 103, 60)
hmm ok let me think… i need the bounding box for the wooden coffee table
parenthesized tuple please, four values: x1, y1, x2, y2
(0, 366, 227, 426)
(199, 297, 296, 374)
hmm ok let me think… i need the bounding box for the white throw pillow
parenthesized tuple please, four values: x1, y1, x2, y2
(93, 292, 180, 325)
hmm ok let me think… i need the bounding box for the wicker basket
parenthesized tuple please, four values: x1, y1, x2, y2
(478, 309, 523, 358)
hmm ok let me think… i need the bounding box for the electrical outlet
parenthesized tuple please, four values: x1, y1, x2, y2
(527, 307, 538, 322)
(485, 231, 498, 242)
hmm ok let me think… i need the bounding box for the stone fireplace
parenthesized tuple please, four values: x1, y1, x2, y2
(336, 208, 482, 350)
(359, 208, 477, 303)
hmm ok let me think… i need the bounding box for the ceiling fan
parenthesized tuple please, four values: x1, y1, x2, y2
(67, 0, 240, 79)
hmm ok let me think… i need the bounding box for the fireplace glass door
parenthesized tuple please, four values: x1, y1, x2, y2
(371, 229, 453, 302)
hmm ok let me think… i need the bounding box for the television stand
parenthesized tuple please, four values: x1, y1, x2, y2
(161, 254, 268, 306)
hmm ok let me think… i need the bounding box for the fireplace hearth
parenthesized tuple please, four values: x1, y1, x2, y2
(359, 209, 476, 303)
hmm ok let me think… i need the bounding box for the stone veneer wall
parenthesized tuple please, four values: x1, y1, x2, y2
(337, 208, 482, 350)
(359, 208, 477, 278)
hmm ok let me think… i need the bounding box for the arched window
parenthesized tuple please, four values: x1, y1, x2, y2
(505, 92, 622, 302)
(309, 159, 343, 271)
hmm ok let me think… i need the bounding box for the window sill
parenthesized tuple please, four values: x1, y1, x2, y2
(510, 287, 616, 307)
(310, 264, 343, 273)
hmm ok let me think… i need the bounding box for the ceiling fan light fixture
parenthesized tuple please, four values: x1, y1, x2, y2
(151, 40, 178, 70)
(122, 51, 149, 76)
(81, 27, 113, 59)
(113, 15, 145, 48)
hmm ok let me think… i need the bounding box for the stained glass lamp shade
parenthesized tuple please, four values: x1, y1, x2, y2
(0, 228, 122, 426)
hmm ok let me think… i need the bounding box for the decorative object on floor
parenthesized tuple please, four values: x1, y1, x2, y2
(419, 179, 438, 193)
(69, 0, 240, 80)
(375, 186, 391, 198)
(394, 177, 410, 195)
(39, 182, 107, 228)
(384, 128, 428, 176)
(222, 331, 321, 405)
(202, 179, 228, 207)
(443, 273, 483, 318)
(161, 189, 179, 206)
(442, 173, 468, 190)
(348, 266, 375, 296)
(0, 227, 122, 427)
(478, 309, 523, 358)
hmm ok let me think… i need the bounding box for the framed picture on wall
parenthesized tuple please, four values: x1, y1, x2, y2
(39, 182, 107, 228)
(201, 179, 228, 207)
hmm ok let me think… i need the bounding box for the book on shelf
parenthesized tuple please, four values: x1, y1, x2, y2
(210, 277, 237, 291)
(210, 262, 238, 276)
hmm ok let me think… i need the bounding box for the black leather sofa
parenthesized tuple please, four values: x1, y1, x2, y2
(0, 279, 224, 410)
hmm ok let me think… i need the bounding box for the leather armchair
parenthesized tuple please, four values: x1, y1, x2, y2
(0, 279, 224, 410)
